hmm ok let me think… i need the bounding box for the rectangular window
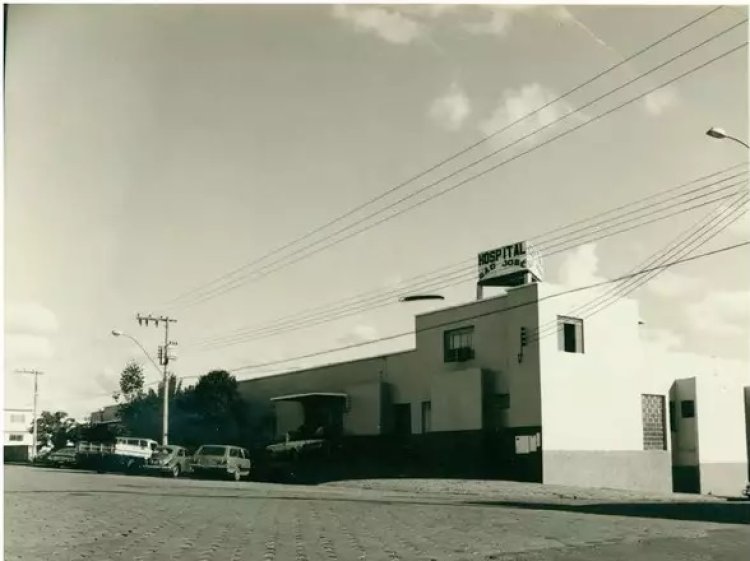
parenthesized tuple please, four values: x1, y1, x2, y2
(641, 394, 667, 450)
(393, 403, 412, 436)
(230, 448, 240, 458)
(10, 414, 25, 423)
(9, 434, 24, 442)
(421, 401, 431, 434)
(558, 316, 584, 353)
(669, 401, 677, 431)
(681, 400, 695, 419)
(444, 326, 475, 362)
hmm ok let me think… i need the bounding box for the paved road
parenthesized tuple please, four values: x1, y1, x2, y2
(4, 466, 749, 560)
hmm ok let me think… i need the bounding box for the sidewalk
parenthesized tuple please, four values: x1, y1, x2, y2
(322, 478, 728, 504)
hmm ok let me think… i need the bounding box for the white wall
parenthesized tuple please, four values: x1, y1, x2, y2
(670, 378, 698, 466)
(414, 283, 543, 430)
(3, 410, 33, 446)
(430, 368, 483, 432)
(695, 375, 748, 465)
(343, 382, 383, 436)
(538, 284, 645, 452)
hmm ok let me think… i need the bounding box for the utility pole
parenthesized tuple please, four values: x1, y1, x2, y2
(14, 369, 44, 460)
(136, 314, 177, 445)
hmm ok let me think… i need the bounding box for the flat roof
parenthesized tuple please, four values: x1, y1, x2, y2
(270, 392, 348, 402)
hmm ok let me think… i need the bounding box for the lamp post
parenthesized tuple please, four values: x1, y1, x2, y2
(705, 127, 749, 149)
(111, 329, 169, 445)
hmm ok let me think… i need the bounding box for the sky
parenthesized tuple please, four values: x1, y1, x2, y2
(4, 3, 749, 419)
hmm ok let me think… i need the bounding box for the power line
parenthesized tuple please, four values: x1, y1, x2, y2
(158, 7, 721, 310)
(225, 239, 750, 375)
(160, 10, 740, 312)
(171, 33, 749, 312)
(186, 163, 748, 348)
(530, 191, 749, 343)
(190, 184, 747, 353)
(186, 174, 748, 352)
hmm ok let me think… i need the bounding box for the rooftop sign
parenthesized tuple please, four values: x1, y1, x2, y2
(477, 241, 543, 286)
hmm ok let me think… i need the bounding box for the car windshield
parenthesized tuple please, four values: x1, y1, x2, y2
(197, 446, 226, 456)
(154, 446, 176, 456)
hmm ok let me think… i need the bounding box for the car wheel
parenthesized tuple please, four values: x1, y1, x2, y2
(233, 469, 241, 482)
(172, 465, 181, 478)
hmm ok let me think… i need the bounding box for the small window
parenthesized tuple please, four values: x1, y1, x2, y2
(495, 394, 511, 410)
(680, 400, 695, 419)
(444, 326, 475, 362)
(10, 414, 25, 423)
(230, 448, 241, 458)
(9, 434, 24, 442)
(558, 316, 584, 353)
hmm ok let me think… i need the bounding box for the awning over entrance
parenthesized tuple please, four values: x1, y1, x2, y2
(270, 392, 348, 408)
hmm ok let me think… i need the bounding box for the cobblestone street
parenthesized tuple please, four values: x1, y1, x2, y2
(4, 466, 750, 560)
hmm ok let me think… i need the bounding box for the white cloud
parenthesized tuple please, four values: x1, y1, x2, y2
(4, 301, 58, 363)
(643, 86, 679, 116)
(687, 289, 750, 337)
(557, 243, 606, 288)
(93, 367, 119, 394)
(332, 5, 424, 45)
(646, 270, 704, 298)
(462, 6, 590, 38)
(6, 301, 59, 335)
(463, 6, 517, 36)
(429, 83, 471, 131)
(338, 324, 379, 346)
(640, 327, 685, 352)
(479, 83, 580, 146)
(4, 334, 55, 362)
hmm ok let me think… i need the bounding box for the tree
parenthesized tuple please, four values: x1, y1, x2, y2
(118, 361, 145, 402)
(114, 369, 251, 448)
(32, 411, 80, 449)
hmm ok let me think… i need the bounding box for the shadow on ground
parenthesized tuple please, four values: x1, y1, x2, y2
(464, 499, 750, 525)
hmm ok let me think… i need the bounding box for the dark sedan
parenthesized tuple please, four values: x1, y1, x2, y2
(46, 447, 78, 468)
(141, 445, 191, 478)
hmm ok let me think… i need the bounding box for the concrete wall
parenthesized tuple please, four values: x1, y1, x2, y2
(414, 283, 542, 430)
(239, 285, 542, 439)
(430, 368, 483, 432)
(538, 284, 644, 452)
(535, 284, 671, 492)
(343, 381, 384, 436)
(543, 450, 672, 493)
(694, 375, 748, 496)
(670, 378, 699, 467)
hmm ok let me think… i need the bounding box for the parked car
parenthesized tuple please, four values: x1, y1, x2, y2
(142, 445, 191, 478)
(190, 445, 251, 481)
(46, 447, 78, 468)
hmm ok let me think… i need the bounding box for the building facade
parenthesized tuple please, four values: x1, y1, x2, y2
(236, 241, 748, 494)
(4, 408, 33, 462)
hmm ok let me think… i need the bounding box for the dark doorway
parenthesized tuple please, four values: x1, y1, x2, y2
(393, 403, 412, 435)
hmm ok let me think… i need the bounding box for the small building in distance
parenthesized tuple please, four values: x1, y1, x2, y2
(4, 408, 34, 462)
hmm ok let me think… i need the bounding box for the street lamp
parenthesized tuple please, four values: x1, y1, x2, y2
(111, 330, 162, 375)
(705, 126, 749, 149)
(111, 329, 170, 445)
(398, 294, 445, 303)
